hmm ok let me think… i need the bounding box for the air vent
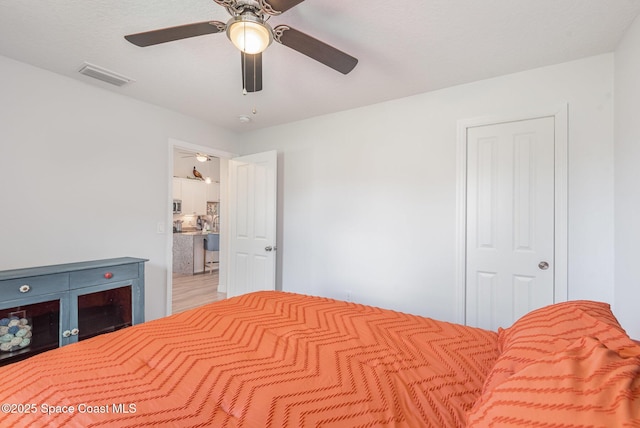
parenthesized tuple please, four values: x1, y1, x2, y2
(78, 62, 134, 87)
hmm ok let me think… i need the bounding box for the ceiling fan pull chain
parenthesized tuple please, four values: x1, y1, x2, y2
(242, 21, 247, 53)
(242, 24, 247, 94)
(242, 51, 247, 94)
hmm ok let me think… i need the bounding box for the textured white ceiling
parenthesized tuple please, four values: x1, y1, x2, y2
(1, 0, 639, 133)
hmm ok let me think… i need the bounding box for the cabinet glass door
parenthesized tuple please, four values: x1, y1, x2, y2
(0, 300, 61, 366)
(77, 285, 132, 341)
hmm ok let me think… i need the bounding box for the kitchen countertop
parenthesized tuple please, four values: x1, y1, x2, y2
(172, 231, 219, 275)
(174, 230, 219, 235)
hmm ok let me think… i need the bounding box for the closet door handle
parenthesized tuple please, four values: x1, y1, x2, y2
(538, 261, 549, 270)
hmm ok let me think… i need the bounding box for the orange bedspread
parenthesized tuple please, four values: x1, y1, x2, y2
(0, 291, 498, 427)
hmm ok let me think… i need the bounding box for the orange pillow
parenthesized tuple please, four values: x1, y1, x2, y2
(483, 301, 634, 394)
(498, 300, 625, 352)
(467, 336, 640, 427)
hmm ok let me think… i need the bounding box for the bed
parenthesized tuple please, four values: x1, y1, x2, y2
(0, 291, 637, 427)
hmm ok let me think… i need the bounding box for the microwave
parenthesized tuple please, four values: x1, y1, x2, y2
(172, 199, 182, 214)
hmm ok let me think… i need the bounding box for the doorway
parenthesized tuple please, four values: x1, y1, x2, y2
(455, 106, 568, 329)
(166, 139, 234, 315)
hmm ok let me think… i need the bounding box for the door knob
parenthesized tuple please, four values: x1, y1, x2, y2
(538, 261, 549, 270)
(265, 246, 273, 252)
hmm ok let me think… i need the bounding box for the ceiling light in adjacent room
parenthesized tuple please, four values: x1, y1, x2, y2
(196, 153, 208, 162)
(238, 115, 252, 123)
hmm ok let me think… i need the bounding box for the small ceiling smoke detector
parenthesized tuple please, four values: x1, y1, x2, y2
(78, 62, 134, 87)
(238, 115, 252, 124)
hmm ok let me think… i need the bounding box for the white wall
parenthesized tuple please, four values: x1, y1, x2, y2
(1, 50, 629, 334)
(241, 55, 616, 327)
(0, 55, 239, 321)
(614, 16, 640, 339)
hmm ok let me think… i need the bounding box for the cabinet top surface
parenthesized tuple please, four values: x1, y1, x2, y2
(0, 257, 148, 281)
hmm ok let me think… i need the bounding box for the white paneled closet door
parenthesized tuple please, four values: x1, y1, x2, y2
(465, 117, 555, 331)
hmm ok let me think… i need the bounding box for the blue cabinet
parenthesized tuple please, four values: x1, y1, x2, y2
(0, 257, 146, 366)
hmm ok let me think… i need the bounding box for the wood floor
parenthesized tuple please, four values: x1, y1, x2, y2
(172, 269, 226, 314)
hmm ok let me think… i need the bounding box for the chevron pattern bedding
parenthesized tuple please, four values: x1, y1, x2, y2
(0, 292, 638, 427)
(0, 291, 498, 427)
(468, 300, 640, 427)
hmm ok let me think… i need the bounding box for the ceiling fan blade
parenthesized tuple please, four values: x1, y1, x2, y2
(273, 25, 357, 74)
(124, 21, 226, 47)
(260, 0, 306, 14)
(241, 52, 263, 93)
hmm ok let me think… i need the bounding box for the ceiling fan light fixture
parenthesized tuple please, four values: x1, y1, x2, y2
(227, 15, 272, 54)
(195, 153, 208, 162)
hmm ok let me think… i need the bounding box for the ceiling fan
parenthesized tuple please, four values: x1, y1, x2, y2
(179, 151, 214, 162)
(124, 0, 358, 93)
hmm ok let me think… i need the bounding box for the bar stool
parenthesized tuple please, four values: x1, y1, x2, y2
(203, 233, 220, 274)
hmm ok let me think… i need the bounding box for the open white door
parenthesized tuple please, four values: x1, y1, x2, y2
(227, 150, 277, 297)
